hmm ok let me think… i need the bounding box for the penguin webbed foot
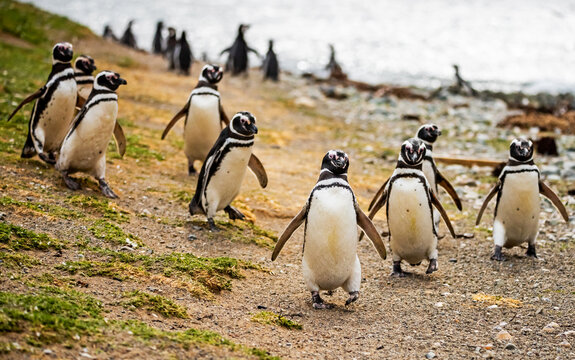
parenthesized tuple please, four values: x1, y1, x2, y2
(391, 261, 409, 277)
(491, 245, 506, 261)
(38, 152, 56, 165)
(345, 291, 359, 306)
(188, 164, 197, 175)
(207, 218, 220, 232)
(311, 291, 333, 310)
(224, 206, 245, 221)
(525, 243, 537, 258)
(426, 259, 438, 274)
(62, 172, 81, 191)
(98, 179, 118, 199)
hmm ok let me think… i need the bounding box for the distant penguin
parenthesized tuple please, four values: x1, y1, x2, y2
(366, 138, 455, 276)
(271, 150, 387, 309)
(452, 64, 477, 96)
(7, 42, 77, 164)
(177, 31, 193, 75)
(220, 24, 259, 76)
(120, 20, 137, 49)
(103, 25, 118, 41)
(476, 138, 569, 261)
(188, 112, 268, 230)
(262, 40, 279, 81)
(74, 55, 97, 104)
(56, 71, 128, 198)
(162, 64, 228, 174)
(165, 27, 177, 70)
(326, 44, 346, 81)
(152, 21, 164, 54)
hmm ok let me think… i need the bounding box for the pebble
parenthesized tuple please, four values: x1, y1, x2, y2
(483, 344, 493, 350)
(496, 330, 513, 341)
(43, 349, 54, 355)
(0, 212, 6, 220)
(504, 343, 517, 350)
(483, 350, 495, 358)
(188, 234, 197, 241)
(140, 209, 151, 216)
(434, 302, 444, 308)
(425, 351, 436, 359)
(559, 340, 571, 348)
(542, 322, 560, 333)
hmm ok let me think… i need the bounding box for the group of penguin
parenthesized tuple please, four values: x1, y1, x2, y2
(7, 40, 571, 310)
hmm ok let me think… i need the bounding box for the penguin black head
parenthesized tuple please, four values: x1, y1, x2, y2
(230, 111, 257, 137)
(94, 71, 128, 91)
(238, 24, 250, 36)
(416, 124, 441, 145)
(52, 42, 74, 64)
(156, 21, 163, 30)
(509, 138, 534, 163)
(321, 150, 349, 175)
(180, 31, 187, 41)
(199, 64, 223, 84)
(268, 40, 274, 51)
(74, 55, 97, 75)
(400, 138, 426, 166)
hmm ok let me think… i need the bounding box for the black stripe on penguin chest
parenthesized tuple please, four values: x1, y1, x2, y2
(184, 92, 221, 126)
(32, 71, 75, 130)
(494, 168, 539, 218)
(66, 96, 117, 139)
(205, 141, 254, 183)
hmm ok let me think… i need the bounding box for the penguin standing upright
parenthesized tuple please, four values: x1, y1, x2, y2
(152, 21, 164, 54)
(188, 112, 268, 230)
(74, 55, 97, 105)
(161, 64, 229, 174)
(56, 71, 127, 198)
(7, 42, 77, 164)
(476, 138, 569, 261)
(220, 24, 259, 76)
(367, 138, 455, 276)
(165, 27, 177, 70)
(102, 25, 118, 41)
(177, 31, 193, 76)
(120, 20, 137, 49)
(262, 40, 279, 81)
(271, 150, 387, 309)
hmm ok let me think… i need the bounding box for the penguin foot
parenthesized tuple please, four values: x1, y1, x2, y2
(525, 243, 537, 258)
(426, 259, 438, 274)
(491, 245, 506, 261)
(391, 261, 409, 277)
(62, 173, 81, 190)
(38, 152, 56, 165)
(345, 291, 359, 306)
(224, 206, 245, 220)
(188, 164, 197, 175)
(98, 179, 118, 199)
(207, 218, 220, 232)
(311, 291, 333, 309)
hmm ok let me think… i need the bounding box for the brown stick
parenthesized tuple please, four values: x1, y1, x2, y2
(434, 155, 505, 168)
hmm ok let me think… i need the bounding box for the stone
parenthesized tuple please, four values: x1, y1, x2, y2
(425, 351, 436, 359)
(496, 330, 513, 341)
(188, 234, 197, 241)
(559, 340, 571, 348)
(140, 208, 151, 216)
(504, 343, 517, 350)
(542, 322, 560, 333)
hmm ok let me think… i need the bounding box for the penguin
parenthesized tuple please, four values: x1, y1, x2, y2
(74, 55, 97, 105)
(102, 25, 118, 41)
(165, 27, 177, 70)
(56, 71, 127, 198)
(476, 138, 569, 261)
(271, 150, 387, 309)
(366, 138, 455, 276)
(220, 24, 259, 76)
(325, 44, 347, 81)
(152, 21, 164, 54)
(120, 20, 137, 49)
(188, 111, 268, 230)
(176, 31, 193, 76)
(7, 42, 77, 164)
(161, 64, 229, 174)
(262, 40, 279, 81)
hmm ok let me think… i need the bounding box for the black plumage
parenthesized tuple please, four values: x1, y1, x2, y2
(166, 27, 177, 70)
(120, 20, 137, 49)
(177, 31, 193, 75)
(262, 40, 279, 81)
(152, 21, 164, 54)
(220, 24, 259, 76)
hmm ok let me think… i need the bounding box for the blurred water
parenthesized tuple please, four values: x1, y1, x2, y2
(28, 0, 575, 94)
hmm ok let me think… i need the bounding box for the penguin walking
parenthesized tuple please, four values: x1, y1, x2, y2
(220, 24, 259, 76)
(74, 55, 97, 106)
(476, 138, 569, 261)
(56, 71, 127, 198)
(367, 138, 455, 276)
(176, 31, 193, 76)
(161, 64, 229, 174)
(271, 150, 387, 309)
(152, 21, 164, 54)
(7, 42, 77, 164)
(165, 27, 177, 70)
(102, 25, 118, 41)
(120, 20, 137, 49)
(262, 40, 279, 81)
(188, 112, 268, 230)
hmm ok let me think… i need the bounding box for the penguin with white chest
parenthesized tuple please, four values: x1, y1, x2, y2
(476, 138, 569, 261)
(7, 42, 77, 164)
(188, 111, 268, 230)
(56, 71, 127, 198)
(74, 55, 97, 105)
(162, 64, 229, 174)
(367, 139, 456, 276)
(271, 150, 387, 309)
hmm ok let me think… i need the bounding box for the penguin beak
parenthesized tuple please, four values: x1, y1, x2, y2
(407, 149, 419, 164)
(333, 158, 345, 168)
(251, 124, 258, 134)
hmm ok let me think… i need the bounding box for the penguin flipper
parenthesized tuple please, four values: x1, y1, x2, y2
(429, 190, 456, 238)
(436, 172, 462, 210)
(475, 182, 501, 225)
(161, 102, 189, 139)
(220, 47, 231, 56)
(219, 104, 230, 126)
(248, 154, 268, 188)
(356, 205, 387, 260)
(76, 95, 86, 109)
(248, 47, 260, 57)
(20, 130, 37, 158)
(7, 87, 44, 121)
(539, 181, 569, 223)
(272, 205, 307, 261)
(113, 121, 127, 157)
(368, 178, 390, 211)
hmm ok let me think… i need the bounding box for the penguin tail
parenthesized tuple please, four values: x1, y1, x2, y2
(188, 196, 205, 216)
(20, 131, 36, 158)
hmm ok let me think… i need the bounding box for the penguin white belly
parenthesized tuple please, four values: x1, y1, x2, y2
(495, 172, 540, 248)
(77, 85, 92, 101)
(303, 187, 358, 291)
(203, 146, 251, 212)
(388, 178, 435, 264)
(37, 79, 77, 153)
(57, 102, 117, 174)
(184, 96, 221, 162)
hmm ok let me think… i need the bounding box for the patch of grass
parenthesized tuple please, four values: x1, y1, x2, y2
(0, 196, 85, 219)
(212, 220, 278, 249)
(173, 190, 192, 204)
(122, 290, 188, 319)
(251, 311, 303, 330)
(0, 222, 65, 251)
(88, 220, 141, 247)
(117, 134, 165, 162)
(0, 251, 40, 268)
(66, 194, 130, 223)
(55, 260, 146, 281)
(116, 56, 137, 69)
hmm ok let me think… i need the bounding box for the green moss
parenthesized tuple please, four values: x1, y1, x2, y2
(88, 220, 141, 247)
(120, 134, 165, 162)
(210, 220, 278, 249)
(122, 290, 188, 319)
(0, 196, 85, 219)
(173, 190, 192, 204)
(116, 56, 138, 69)
(251, 311, 302, 330)
(66, 194, 130, 223)
(55, 260, 144, 281)
(0, 222, 65, 251)
(0, 251, 40, 268)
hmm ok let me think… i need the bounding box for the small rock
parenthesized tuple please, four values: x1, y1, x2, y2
(166, 244, 177, 249)
(0, 213, 6, 220)
(448, 258, 457, 263)
(487, 304, 498, 309)
(559, 340, 571, 348)
(425, 351, 436, 359)
(192, 226, 202, 231)
(542, 322, 560, 333)
(505, 343, 517, 350)
(483, 344, 493, 350)
(43, 349, 54, 355)
(140, 209, 151, 216)
(496, 329, 513, 341)
(483, 350, 495, 358)
(188, 234, 197, 241)
(294, 96, 317, 108)
(434, 302, 444, 307)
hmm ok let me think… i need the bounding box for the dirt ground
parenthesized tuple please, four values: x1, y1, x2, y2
(1, 36, 574, 360)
